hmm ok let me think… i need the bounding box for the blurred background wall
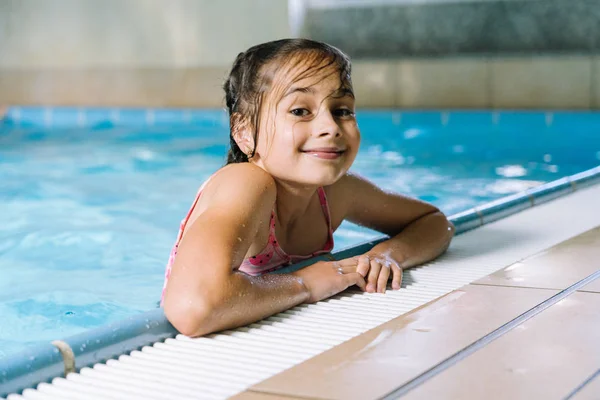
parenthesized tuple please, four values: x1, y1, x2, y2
(1, 0, 599, 109)
(0, 0, 290, 67)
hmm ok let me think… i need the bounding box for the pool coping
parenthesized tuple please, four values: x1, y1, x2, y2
(1, 164, 599, 397)
(3, 106, 600, 129)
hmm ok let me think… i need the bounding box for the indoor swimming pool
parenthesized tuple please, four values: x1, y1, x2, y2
(1, 108, 599, 359)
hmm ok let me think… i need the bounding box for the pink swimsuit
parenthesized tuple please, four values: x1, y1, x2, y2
(161, 180, 334, 303)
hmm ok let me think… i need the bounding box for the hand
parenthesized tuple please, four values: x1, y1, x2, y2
(292, 258, 367, 303)
(352, 251, 403, 293)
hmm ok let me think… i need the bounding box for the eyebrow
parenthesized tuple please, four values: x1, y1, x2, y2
(283, 86, 355, 99)
(283, 86, 315, 98)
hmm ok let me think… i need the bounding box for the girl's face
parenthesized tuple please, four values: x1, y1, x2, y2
(251, 66, 360, 187)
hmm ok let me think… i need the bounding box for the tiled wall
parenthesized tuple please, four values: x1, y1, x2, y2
(352, 55, 600, 109)
(2, 56, 597, 109)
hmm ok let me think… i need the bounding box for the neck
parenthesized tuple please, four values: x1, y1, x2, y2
(273, 179, 319, 230)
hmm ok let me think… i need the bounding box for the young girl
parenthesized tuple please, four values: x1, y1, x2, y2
(162, 39, 454, 337)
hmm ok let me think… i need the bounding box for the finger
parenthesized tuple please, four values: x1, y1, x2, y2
(377, 261, 391, 293)
(346, 272, 366, 291)
(336, 257, 358, 267)
(330, 260, 358, 274)
(366, 259, 381, 293)
(356, 255, 370, 278)
(391, 264, 403, 290)
(338, 264, 358, 274)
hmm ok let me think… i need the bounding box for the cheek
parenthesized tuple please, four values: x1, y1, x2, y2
(257, 127, 299, 164)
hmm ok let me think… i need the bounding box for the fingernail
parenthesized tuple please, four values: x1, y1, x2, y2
(366, 283, 375, 292)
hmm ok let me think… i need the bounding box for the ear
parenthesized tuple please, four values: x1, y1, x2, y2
(231, 113, 255, 156)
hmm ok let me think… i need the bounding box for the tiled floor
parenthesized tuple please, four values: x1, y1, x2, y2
(571, 371, 600, 400)
(234, 226, 600, 400)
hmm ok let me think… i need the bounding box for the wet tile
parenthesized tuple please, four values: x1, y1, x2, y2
(396, 58, 489, 108)
(250, 285, 556, 400)
(580, 278, 600, 293)
(490, 56, 592, 109)
(404, 291, 600, 400)
(474, 226, 600, 290)
(351, 61, 396, 108)
(230, 391, 304, 400)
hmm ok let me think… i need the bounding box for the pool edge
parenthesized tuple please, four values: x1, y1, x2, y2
(1, 167, 599, 396)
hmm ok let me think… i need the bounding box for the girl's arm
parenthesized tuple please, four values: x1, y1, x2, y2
(336, 173, 455, 291)
(163, 165, 364, 337)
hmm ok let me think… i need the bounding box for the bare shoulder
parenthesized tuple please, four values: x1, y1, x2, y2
(183, 163, 276, 236)
(326, 172, 369, 198)
(203, 163, 277, 205)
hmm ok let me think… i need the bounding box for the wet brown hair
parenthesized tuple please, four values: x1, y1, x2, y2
(223, 38, 353, 164)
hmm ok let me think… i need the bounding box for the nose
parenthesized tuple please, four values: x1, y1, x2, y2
(313, 109, 341, 138)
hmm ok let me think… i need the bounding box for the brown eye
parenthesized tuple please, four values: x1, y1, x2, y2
(333, 108, 355, 118)
(290, 108, 310, 117)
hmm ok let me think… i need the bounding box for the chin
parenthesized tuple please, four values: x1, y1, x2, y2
(306, 169, 347, 187)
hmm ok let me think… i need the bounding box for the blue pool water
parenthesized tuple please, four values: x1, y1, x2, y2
(0, 109, 599, 359)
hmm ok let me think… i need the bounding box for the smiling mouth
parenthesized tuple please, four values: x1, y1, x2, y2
(301, 148, 346, 160)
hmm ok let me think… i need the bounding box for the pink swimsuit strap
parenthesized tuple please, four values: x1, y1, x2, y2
(236, 186, 334, 275)
(161, 184, 335, 303)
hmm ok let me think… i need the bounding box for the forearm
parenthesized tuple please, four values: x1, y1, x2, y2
(371, 211, 454, 269)
(170, 271, 309, 337)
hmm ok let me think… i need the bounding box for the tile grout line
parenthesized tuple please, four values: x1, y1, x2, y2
(379, 269, 600, 400)
(469, 282, 561, 291)
(245, 389, 326, 400)
(576, 289, 600, 295)
(563, 367, 600, 400)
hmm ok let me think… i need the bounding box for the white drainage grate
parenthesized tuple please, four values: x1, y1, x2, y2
(8, 184, 600, 400)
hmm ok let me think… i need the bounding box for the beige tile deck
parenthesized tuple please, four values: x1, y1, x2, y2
(249, 284, 556, 400)
(474, 227, 600, 290)
(571, 371, 600, 400)
(230, 391, 304, 400)
(403, 291, 600, 400)
(580, 277, 600, 293)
